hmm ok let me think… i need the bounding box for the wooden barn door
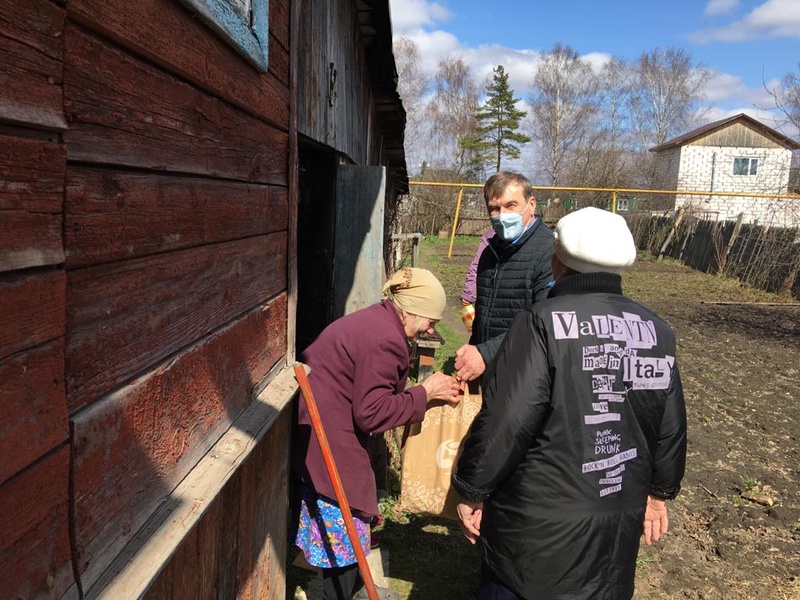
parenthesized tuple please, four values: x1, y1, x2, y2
(331, 165, 386, 319)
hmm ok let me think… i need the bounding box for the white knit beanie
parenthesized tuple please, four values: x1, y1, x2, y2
(553, 207, 637, 274)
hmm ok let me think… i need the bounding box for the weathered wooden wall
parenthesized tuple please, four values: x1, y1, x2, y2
(296, 0, 405, 182)
(1, 0, 294, 597)
(0, 1, 74, 598)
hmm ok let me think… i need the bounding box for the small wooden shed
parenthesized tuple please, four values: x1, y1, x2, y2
(0, 0, 407, 598)
(651, 113, 800, 226)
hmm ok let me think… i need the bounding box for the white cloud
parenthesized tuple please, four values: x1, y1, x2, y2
(389, 0, 453, 34)
(703, 70, 751, 103)
(703, 0, 739, 17)
(691, 0, 800, 42)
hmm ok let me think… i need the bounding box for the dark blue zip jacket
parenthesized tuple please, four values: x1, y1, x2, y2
(470, 218, 554, 365)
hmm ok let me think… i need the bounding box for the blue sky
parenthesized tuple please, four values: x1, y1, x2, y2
(389, 0, 800, 135)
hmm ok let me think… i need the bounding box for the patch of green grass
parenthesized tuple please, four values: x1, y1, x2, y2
(381, 514, 481, 599)
(433, 319, 468, 376)
(741, 476, 758, 494)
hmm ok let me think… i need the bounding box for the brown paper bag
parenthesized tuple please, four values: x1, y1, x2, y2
(399, 387, 482, 520)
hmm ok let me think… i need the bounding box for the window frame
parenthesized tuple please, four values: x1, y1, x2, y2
(178, 0, 269, 72)
(732, 157, 759, 176)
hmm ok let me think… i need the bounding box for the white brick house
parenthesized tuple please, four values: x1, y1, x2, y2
(651, 114, 800, 227)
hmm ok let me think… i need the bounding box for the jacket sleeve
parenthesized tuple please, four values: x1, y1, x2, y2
(349, 334, 427, 435)
(649, 362, 688, 499)
(452, 311, 551, 503)
(531, 245, 554, 302)
(475, 332, 506, 367)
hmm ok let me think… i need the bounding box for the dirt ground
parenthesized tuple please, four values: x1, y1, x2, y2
(418, 237, 800, 600)
(626, 260, 800, 600)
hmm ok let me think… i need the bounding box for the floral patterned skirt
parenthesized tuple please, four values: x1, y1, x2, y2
(293, 483, 371, 568)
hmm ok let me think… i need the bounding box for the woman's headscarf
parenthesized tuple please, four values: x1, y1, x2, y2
(381, 267, 446, 320)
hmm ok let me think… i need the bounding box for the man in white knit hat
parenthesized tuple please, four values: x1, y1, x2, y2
(452, 207, 687, 600)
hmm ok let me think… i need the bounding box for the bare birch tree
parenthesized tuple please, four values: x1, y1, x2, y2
(426, 56, 480, 177)
(628, 47, 710, 187)
(767, 63, 800, 134)
(528, 44, 599, 187)
(393, 36, 431, 174)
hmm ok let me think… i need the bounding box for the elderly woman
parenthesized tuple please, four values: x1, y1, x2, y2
(292, 267, 460, 600)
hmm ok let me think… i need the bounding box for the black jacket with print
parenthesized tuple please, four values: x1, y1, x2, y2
(453, 272, 687, 600)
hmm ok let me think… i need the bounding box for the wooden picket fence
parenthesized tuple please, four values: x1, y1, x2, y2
(628, 213, 800, 300)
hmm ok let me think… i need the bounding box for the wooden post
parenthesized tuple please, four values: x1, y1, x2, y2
(413, 333, 444, 380)
(447, 187, 465, 258)
(717, 212, 744, 275)
(411, 233, 420, 267)
(658, 207, 686, 261)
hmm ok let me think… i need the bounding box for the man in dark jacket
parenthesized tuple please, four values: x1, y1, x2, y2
(454, 171, 554, 383)
(452, 207, 687, 600)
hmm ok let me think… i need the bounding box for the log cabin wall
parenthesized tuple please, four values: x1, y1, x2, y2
(1, 0, 294, 597)
(297, 0, 407, 189)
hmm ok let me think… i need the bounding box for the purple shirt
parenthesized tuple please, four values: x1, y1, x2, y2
(293, 300, 428, 517)
(461, 229, 494, 304)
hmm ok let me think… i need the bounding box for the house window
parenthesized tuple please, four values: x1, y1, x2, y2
(178, 0, 269, 71)
(733, 157, 758, 176)
(616, 198, 630, 212)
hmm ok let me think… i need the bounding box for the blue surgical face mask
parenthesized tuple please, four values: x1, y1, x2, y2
(490, 211, 525, 241)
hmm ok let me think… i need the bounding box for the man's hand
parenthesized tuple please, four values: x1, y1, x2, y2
(455, 344, 486, 382)
(643, 495, 669, 546)
(420, 372, 461, 406)
(456, 499, 483, 544)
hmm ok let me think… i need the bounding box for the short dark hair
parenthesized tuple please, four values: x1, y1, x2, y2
(483, 171, 534, 203)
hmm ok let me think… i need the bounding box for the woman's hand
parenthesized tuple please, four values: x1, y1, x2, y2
(420, 372, 461, 406)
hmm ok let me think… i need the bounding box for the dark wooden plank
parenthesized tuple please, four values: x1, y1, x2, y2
(234, 456, 255, 600)
(0, 210, 64, 272)
(67, 0, 289, 128)
(249, 407, 291, 600)
(267, 0, 290, 87)
(269, 30, 290, 88)
(0, 339, 67, 486)
(0, 134, 65, 212)
(0, 132, 65, 272)
(82, 364, 297, 599)
(0, 270, 65, 360)
(65, 168, 288, 268)
(0, 0, 66, 130)
(0, 446, 76, 600)
(66, 234, 287, 410)
(269, 0, 289, 51)
(72, 294, 287, 588)
(64, 25, 288, 184)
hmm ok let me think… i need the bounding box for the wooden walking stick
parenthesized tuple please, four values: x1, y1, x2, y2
(293, 363, 379, 600)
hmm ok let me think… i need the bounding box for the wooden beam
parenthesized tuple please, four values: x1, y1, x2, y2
(84, 364, 301, 600)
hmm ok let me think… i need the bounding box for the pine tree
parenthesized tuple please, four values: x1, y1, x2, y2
(459, 65, 531, 174)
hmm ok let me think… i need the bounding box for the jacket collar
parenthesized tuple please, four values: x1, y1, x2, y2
(548, 272, 624, 298)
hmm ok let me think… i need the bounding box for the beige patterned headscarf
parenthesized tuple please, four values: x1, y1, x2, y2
(381, 267, 446, 320)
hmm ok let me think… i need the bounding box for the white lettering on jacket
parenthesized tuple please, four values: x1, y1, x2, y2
(553, 311, 658, 348)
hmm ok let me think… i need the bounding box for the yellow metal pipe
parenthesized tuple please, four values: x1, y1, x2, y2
(447, 187, 465, 259)
(611, 191, 617, 214)
(409, 181, 799, 201)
